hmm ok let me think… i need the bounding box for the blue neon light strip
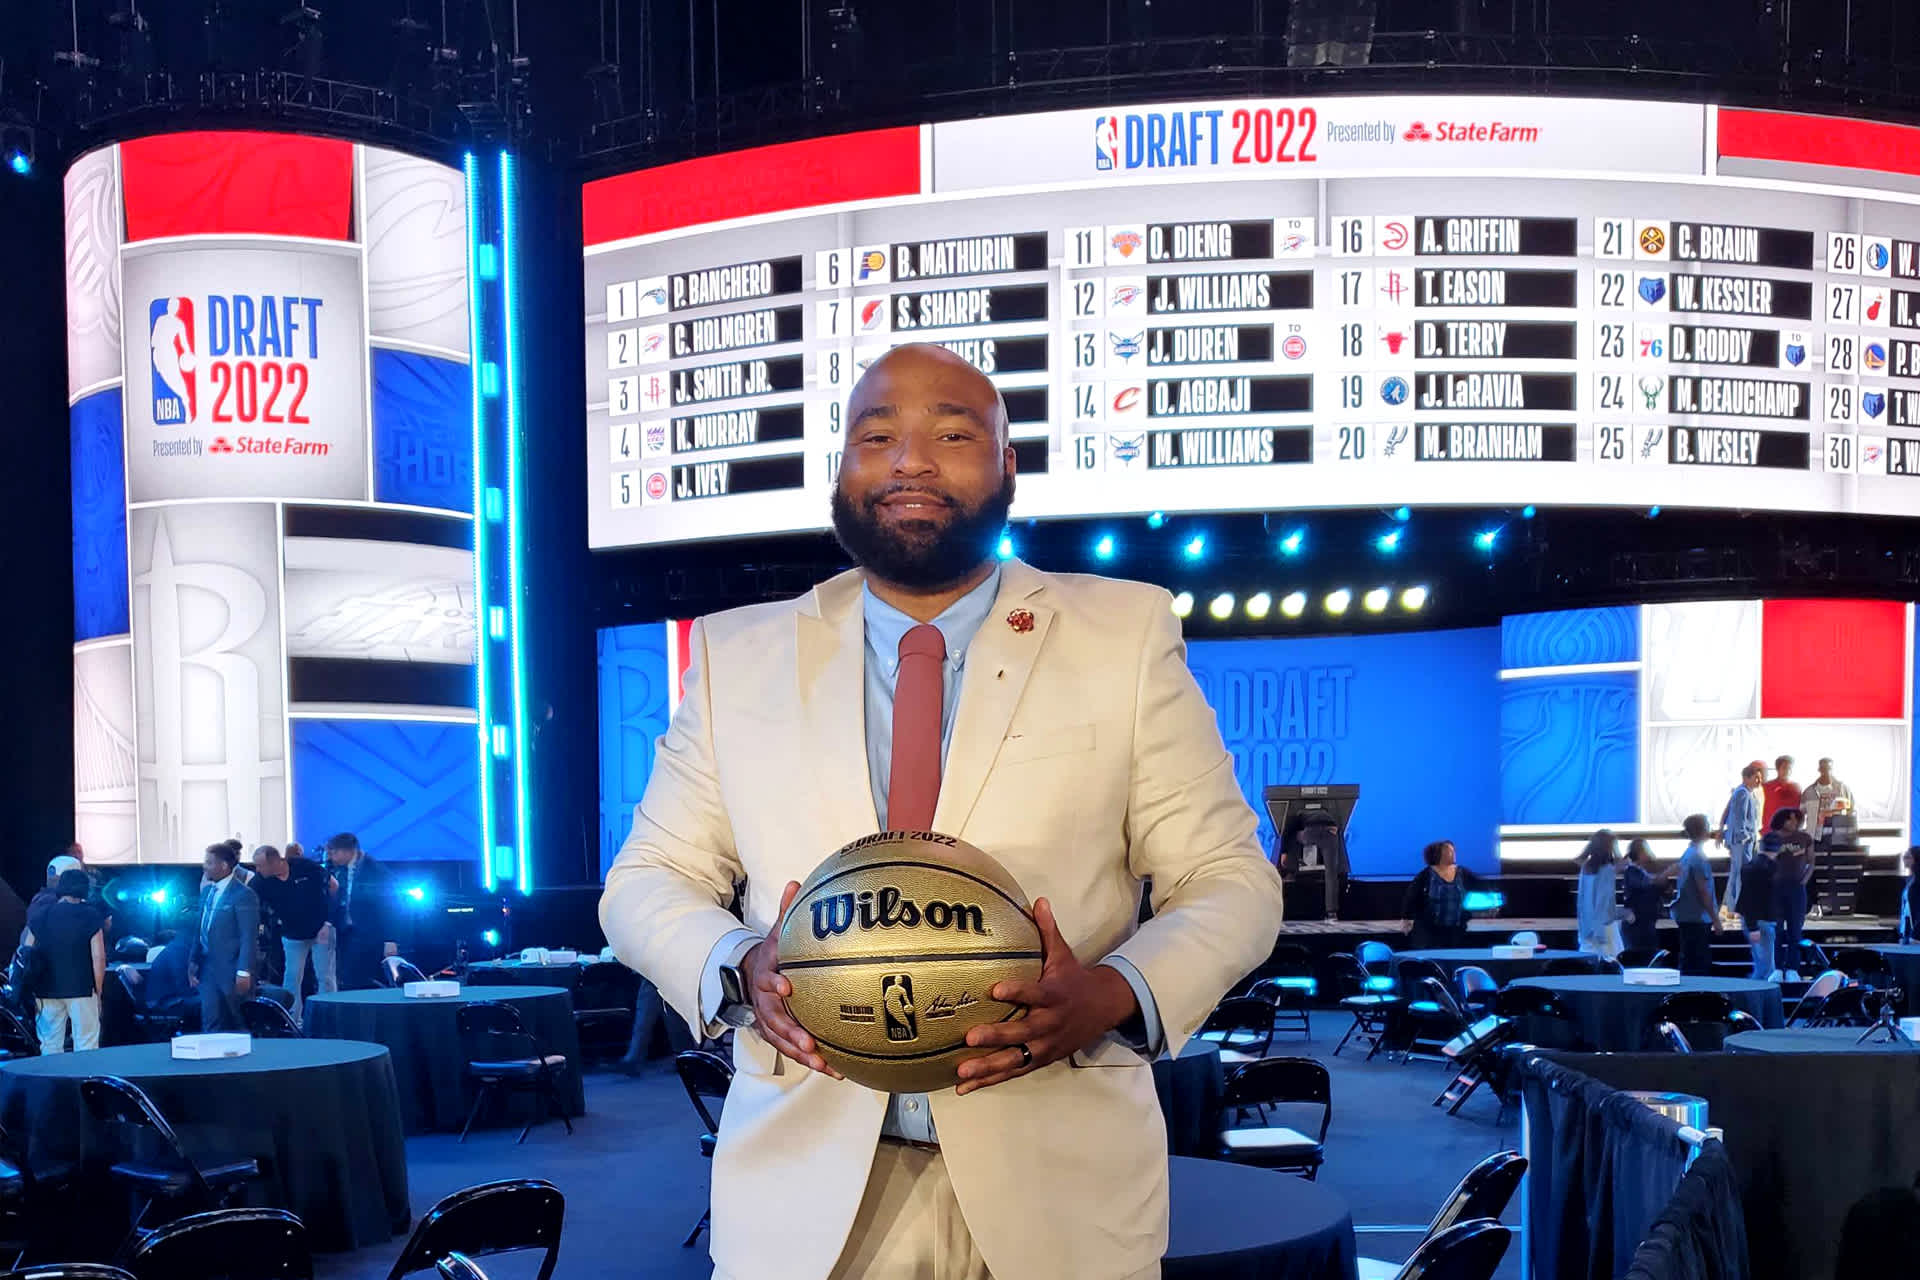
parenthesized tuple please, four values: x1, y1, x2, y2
(463, 152, 497, 893)
(499, 149, 533, 894)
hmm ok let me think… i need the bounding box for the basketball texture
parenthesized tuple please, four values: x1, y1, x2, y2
(776, 831, 1044, 1093)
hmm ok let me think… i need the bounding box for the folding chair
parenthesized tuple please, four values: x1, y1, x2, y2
(674, 1050, 731, 1247)
(77, 1077, 261, 1248)
(384, 1181, 563, 1280)
(1390, 1218, 1511, 1280)
(1196, 997, 1275, 1066)
(1325, 954, 1404, 1058)
(1217, 1058, 1330, 1180)
(381, 957, 431, 988)
(240, 998, 302, 1040)
(455, 1004, 575, 1144)
(123, 1208, 310, 1280)
(1358, 1152, 1526, 1279)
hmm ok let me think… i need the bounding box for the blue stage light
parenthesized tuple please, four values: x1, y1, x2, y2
(1146, 511, 1166, 529)
(1278, 528, 1305, 557)
(996, 535, 1015, 560)
(1522, 504, 1536, 518)
(1392, 506, 1411, 522)
(148, 888, 168, 906)
(405, 885, 428, 904)
(5, 151, 29, 177)
(483, 929, 501, 947)
(1648, 506, 1662, 518)
(500, 149, 533, 895)
(1474, 528, 1500, 552)
(1182, 534, 1206, 560)
(1092, 534, 1115, 560)
(1374, 529, 1402, 554)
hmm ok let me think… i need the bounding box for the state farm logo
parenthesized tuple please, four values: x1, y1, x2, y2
(1402, 120, 1541, 143)
(206, 435, 330, 458)
(1403, 121, 1433, 142)
(209, 437, 233, 454)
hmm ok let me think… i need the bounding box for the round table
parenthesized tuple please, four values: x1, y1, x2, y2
(1165, 1155, 1359, 1278)
(1153, 1041, 1226, 1159)
(1866, 945, 1920, 1013)
(464, 960, 587, 991)
(1393, 948, 1592, 984)
(0, 1040, 409, 1253)
(305, 987, 585, 1135)
(1508, 975, 1784, 1051)
(1727, 1027, 1920, 1054)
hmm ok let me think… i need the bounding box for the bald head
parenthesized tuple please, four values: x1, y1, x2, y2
(848, 343, 1010, 449)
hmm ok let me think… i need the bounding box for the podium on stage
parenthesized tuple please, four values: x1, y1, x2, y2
(1264, 784, 1358, 920)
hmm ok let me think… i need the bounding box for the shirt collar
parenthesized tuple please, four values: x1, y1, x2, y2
(863, 564, 1003, 677)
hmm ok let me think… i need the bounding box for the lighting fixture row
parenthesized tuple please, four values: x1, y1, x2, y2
(1171, 585, 1431, 621)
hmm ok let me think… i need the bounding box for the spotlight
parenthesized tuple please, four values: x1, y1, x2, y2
(1522, 505, 1536, 518)
(404, 885, 428, 904)
(1278, 528, 1305, 557)
(1093, 533, 1115, 560)
(1183, 535, 1206, 560)
(1474, 528, 1500, 552)
(1401, 585, 1429, 611)
(1, 125, 32, 177)
(4, 151, 28, 177)
(1325, 588, 1352, 615)
(1280, 591, 1307, 618)
(1208, 592, 1235, 620)
(1374, 529, 1402, 554)
(1245, 592, 1272, 620)
(996, 535, 1015, 560)
(1363, 587, 1390, 613)
(482, 929, 502, 947)
(1392, 505, 1411, 522)
(1171, 591, 1194, 618)
(1146, 511, 1167, 529)
(148, 888, 169, 906)
(1647, 506, 1661, 518)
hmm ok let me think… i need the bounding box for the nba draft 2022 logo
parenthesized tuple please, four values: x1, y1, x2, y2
(149, 297, 197, 425)
(146, 292, 326, 450)
(1093, 115, 1121, 170)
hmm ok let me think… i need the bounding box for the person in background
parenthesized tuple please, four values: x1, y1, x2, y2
(1401, 840, 1481, 949)
(1764, 809, 1815, 981)
(1672, 815, 1719, 976)
(28, 855, 81, 917)
(1801, 758, 1855, 918)
(249, 845, 335, 1024)
(140, 932, 200, 1023)
(1762, 755, 1802, 827)
(284, 841, 307, 861)
(326, 833, 398, 989)
(1620, 840, 1666, 957)
(1575, 830, 1631, 960)
(191, 843, 258, 1032)
(1718, 762, 1764, 920)
(1899, 848, 1920, 945)
(24, 869, 104, 1052)
(1735, 831, 1780, 981)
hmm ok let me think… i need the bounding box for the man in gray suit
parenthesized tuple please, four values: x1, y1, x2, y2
(191, 843, 259, 1032)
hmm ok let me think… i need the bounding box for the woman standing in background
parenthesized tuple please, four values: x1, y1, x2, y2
(1575, 830, 1631, 961)
(1401, 840, 1480, 949)
(1765, 809, 1815, 980)
(1620, 839, 1666, 957)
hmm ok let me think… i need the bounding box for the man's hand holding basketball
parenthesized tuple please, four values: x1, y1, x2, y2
(956, 897, 1138, 1095)
(742, 880, 842, 1078)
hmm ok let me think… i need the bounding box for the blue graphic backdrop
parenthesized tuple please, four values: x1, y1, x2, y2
(1499, 671, 1639, 826)
(371, 348, 473, 512)
(1501, 606, 1639, 669)
(1186, 628, 1503, 873)
(597, 625, 672, 878)
(71, 389, 129, 641)
(291, 719, 479, 860)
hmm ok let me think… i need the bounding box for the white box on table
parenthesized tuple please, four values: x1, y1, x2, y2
(403, 980, 461, 998)
(1490, 945, 1534, 960)
(172, 1033, 252, 1059)
(1622, 967, 1681, 986)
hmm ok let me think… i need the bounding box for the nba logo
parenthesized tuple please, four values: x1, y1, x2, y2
(1093, 115, 1120, 171)
(149, 297, 197, 425)
(881, 974, 918, 1042)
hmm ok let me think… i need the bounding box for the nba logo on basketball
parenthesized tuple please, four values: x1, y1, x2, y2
(1093, 115, 1120, 171)
(881, 974, 918, 1042)
(149, 297, 198, 425)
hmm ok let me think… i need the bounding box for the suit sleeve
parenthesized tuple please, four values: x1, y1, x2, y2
(599, 618, 751, 1031)
(235, 888, 260, 976)
(1104, 596, 1286, 1056)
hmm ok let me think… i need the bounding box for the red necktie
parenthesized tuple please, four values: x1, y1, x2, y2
(887, 624, 946, 831)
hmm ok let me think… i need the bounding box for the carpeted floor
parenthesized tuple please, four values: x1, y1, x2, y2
(316, 1029, 1525, 1279)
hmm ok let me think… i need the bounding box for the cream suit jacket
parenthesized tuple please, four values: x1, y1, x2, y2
(600, 558, 1286, 1280)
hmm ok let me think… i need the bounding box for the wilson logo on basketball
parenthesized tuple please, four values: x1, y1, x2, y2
(810, 887, 990, 940)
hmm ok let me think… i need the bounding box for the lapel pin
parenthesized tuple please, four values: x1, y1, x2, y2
(1006, 608, 1035, 634)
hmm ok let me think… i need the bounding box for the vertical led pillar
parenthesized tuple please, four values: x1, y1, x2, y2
(465, 150, 532, 892)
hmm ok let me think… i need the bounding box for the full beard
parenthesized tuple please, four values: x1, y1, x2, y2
(830, 474, 1015, 591)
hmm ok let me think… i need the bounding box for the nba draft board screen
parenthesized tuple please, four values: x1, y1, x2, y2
(67, 131, 479, 864)
(583, 95, 1920, 550)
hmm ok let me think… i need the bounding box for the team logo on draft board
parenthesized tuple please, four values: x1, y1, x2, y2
(1639, 226, 1667, 255)
(1379, 376, 1409, 406)
(1639, 376, 1666, 410)
(1637, 276, 1666, 305)
(1639, 427, 1666, 460)
(641, 331, 665, 356)
(1280, 233, 1308, 254)
(1093, 115, 1121, 171)
(1869, 243, 1892, 272)
(636, 278, 670, 317)
(149, 297, 198, 425)
(1379, 425, 1410, 458)
(1783, 333, 1807, 367)
(1110, 331, 1144, 364)
(1282, 334, 1308, 360)
(1865, 289, 1887, 322)
(644, 470, 668, 500)
(1863, 440, 1885, 468)
(1865, 342, 1888, 372)
(1110, 283, 1143, 309)
(857, 299, 888, 333)
(1380, 271, 1409, 305)
(644, 423, 668, 454)
(1402, 122, 1433, 142)
(641, 374, 669, 410)
(855, 251, 889, 283)
(1111, 385, 1145, 415)
(1862, 391, 1887, 420)
(1379, 328, 1409, 355)
(1109, 230, 1143, 259)
(1110, 434, 1144, 465)
(1379, 220, 1410, 251)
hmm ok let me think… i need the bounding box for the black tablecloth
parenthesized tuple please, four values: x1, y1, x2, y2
(1866, 945, 1920, 1013)
(1393, 948, 1591, 984)
(0, 1040, 409, 1253)
(464, 961, 587, 992)
(1509, 975, 1784, 1051)
(304, 987, 585, 1135)
(1153, 1041, 1225, 1158)
(1726, 1027, 1920, 1054)
(1165, 1155, 1359, 1279)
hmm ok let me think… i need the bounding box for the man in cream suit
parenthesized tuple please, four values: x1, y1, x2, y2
(601, 343, 1285, 1280)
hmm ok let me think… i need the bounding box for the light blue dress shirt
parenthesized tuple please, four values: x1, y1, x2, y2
(700, 565, 1162, 1145)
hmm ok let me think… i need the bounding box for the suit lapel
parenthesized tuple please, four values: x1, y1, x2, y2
(934, 560, 1053, 837)
(795, 569, 880, 839)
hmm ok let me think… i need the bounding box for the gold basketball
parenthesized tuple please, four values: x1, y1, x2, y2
(776, 831, 1044, 1093)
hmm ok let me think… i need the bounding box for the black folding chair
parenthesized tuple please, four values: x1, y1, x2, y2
(433, 1257, 490, 1280)
(1654, 1021, 1693, 1053)
(1786, 971, 1846, 1025)
(1246, 943, 1315, 1039)
(1393, 977, 1470, 1065)
(1358, 1152, 1527, 1278)
(381, 957, 431, 988)
(455, 1004, 574, 1144)
(240, 999, 302, 1040)
(78, 1078, 261, 1247)
(123, 1209, 310, 1280)
(0, 1010, 35, 1060)
(1217, 1057, 1330, 1180)
(1392, 1218, 1511, 1280)
(0, 1116, 78, 1266)
(1433, 1003, 1516, 1116)
(571, 964, 640, 1058)
(1834, 948, 1897, 990)
(1196, 997, 1275, 1066)
(674, 1050, 732, 1247)
(1650, 990, 1750, 1051)
(1812, 982, 1871, 1027)
(384, 1180, 563, 1280)
(1326, 954, 1405, 1058)
(1452, 966, 1499, 1019)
